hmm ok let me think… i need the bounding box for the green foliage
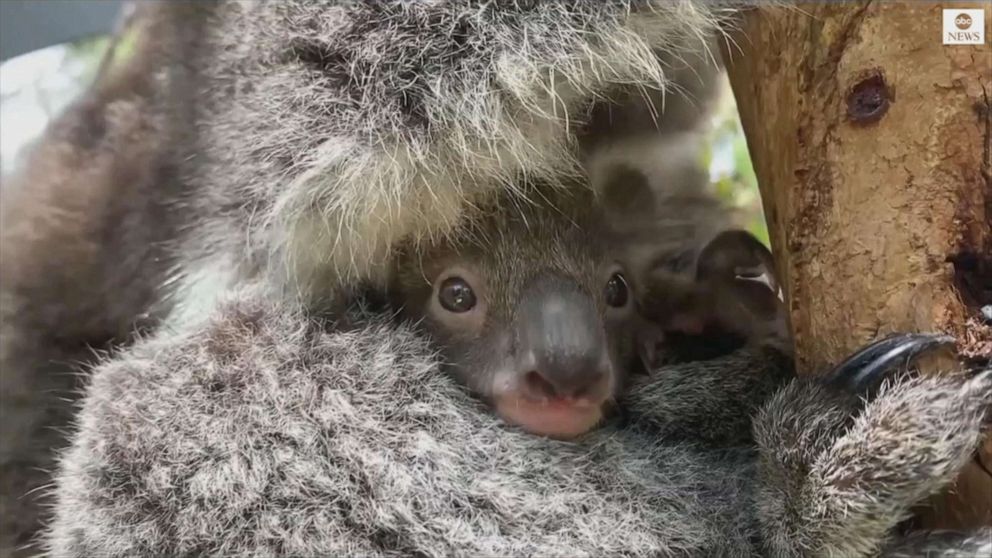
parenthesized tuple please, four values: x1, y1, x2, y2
(702, 77, 769, 248)
(63, 24, 141, 88)
(63, 35, 110, 86)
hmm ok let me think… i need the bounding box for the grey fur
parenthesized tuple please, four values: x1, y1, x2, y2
(46, 290, 760, 557)
(3, 1, 987, 556)
(44, 290, 992, 556)
(624, 346, 793, 446)
(148, 0, 744, 308)
(0, 16, 179, 555)
(753, 370, 992, 557)
(880, 530, 992, 557)
(0, 1, 734, 550)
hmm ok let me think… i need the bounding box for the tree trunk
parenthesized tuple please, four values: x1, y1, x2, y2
(722, 2, 991, 528)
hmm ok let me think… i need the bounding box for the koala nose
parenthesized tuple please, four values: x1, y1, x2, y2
(521, 361, 611, 402)
(515, 276, 613, 403)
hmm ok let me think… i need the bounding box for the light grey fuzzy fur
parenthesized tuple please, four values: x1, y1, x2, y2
(46, 290, 759, 557)
(1, 1, 740, 551)
(880, 530, 992, 557)
(5, 2, 989, 556)
(754, 373, 992, 557)
(624, 346, 793, 446)
(45, 289, 992, 557)
(158, 0, 746, 307)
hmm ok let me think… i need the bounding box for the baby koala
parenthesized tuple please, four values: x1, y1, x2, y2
(387, 182, 786, 440)
(634, 228, 791, 367)
(387, 186, 643, 440)
(592, 163, 788, 365)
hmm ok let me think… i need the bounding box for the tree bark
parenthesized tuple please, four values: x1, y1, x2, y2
(723, 2, 991, 528)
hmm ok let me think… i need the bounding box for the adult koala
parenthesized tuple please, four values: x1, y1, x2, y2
(45, 298, 992, 556)
(2, 1, 989, 556)
(1, 2, 727, 549)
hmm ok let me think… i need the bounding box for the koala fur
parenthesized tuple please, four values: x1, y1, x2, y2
(1, 2, 737, 549)
(0, 16, 180, 554)
(753, 372, 992, 557)
(4, 1, 989, 556)
(135, 0, 744, 313)
(44, 290, 992, 556)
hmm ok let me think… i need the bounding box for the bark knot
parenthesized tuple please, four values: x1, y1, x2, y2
(847, 71, 891, 126)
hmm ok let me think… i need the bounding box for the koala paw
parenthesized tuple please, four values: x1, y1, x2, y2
(756, 333, 992, 558)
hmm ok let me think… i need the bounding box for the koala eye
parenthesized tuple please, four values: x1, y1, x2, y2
(604, 272, 629, 308)
(438, 276, 477, 313)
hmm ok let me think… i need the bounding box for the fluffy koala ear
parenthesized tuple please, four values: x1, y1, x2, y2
(693, 229, 791, 354)
(596, 164, 658, 221)
(696, 229, 781, 303)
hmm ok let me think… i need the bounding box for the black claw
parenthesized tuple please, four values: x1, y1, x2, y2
(825, 333, 956, 393)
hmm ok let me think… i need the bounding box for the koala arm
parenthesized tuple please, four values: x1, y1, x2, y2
(46, 289, 758, 557)
(752, 335, 992, 557)
(625, 333, 991, 557)
(44, 295, 989, 558)
(879, 530, 992, 558)
(623, 347, 795, 446)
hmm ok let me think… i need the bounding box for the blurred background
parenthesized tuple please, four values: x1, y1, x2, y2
(0, 1, 767, 245)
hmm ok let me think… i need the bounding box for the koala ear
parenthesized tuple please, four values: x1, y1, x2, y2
(696, 229, 780, 299)
(695, 229, 790, 351)
(597, 164, 657, 220)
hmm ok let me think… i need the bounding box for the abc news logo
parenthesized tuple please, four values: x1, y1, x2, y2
(943, 9, 985, 45)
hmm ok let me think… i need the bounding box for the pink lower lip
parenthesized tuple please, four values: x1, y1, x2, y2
(532, 396, 595, 410)
(494, 392, 605, 439)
